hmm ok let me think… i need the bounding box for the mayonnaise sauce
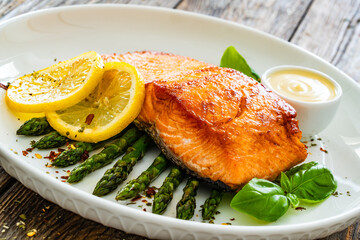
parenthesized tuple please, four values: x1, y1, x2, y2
(267, 69, 337, 102)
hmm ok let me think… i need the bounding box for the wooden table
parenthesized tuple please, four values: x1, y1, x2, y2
(0, 1, 359, 239)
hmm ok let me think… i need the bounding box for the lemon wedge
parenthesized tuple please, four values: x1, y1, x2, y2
(6, 51, 104, 113)
(45, 62, 145, 142)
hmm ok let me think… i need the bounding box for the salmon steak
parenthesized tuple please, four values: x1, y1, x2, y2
(102, 51, 308, 191)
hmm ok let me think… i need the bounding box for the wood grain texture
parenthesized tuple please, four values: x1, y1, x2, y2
(0, 176, 146, 239)
(291, 0, 360, 83)
(177, 0, 313, 40)
(331, 3, 360, 83)
(0, 167, 16, 196)
(0, 0, 359, 240)
(0, 0, 181, 22)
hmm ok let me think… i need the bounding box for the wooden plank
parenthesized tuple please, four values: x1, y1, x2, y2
(0, 167, 16, 196)
(290, 0, 360, 82)
(0, 180, 146, 239)
(0, 0, 25, 19)
(333, 7, 360, 83)
(176, 0, 312, 40)
(0, 0, 181, 22)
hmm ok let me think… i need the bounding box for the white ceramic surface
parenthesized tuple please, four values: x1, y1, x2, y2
(0, 5, 360, 240)
(262, 65, 343, 136)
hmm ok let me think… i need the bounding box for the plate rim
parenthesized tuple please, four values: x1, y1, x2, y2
(0, 4, 359, 239)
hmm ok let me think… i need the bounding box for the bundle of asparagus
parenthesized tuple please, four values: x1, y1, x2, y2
(16, 117, 224, 221)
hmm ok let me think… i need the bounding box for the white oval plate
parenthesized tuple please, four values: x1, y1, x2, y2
(0, 5, 359, 240)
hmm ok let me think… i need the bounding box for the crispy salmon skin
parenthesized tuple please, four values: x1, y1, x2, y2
(102, 51, 307, 191)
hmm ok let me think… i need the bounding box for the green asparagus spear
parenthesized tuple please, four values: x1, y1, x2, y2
(201, 189, 224, 220)
(53, 129, 129, 167)
(115, 154, 169, 201)
(176, 178, 200, 220)
(52, 140, 108, 167)
(152, 166, 183, 214)
(16, 117, 53, 136)
(31, 131, 68, 149)
(93, 135, 152, 197)
(67, 127, 142, 183)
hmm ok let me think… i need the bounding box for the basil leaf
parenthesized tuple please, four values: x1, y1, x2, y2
(279, 172, 300, 208)
(230, 178, 289, 222)
(220, 46, 261, 82)
(287, 162, 337, 202)
(285, 161, 318, 179)
(280, 172, 291, 193)
(250, 67, 260, 80)
(286, 193, 300, 208)
(274, 161, 318, 184)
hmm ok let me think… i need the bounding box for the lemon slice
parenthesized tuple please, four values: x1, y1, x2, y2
(6, 51, 104, 113)
(45, 62, 145, 142)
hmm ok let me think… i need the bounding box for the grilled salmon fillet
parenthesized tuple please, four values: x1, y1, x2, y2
(102, 51, 308, 191)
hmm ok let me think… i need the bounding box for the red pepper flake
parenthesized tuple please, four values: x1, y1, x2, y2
(60, 176, 69, 180)
(45, 151, 61, 162)
(320, 147, 328, 153)
(55, 171, 59, 173)
(131, 195, 142, 202)
(230, 218, 235, 221)
(22, 151, 29, 156)
(143, 208, 147, 212)
(0, 83, 8, 90)
(85, 113, 94, 125)
(295, 207, 306, 211)
(26, 147, 34, 152)
(44, 151, 55, 159)
(141, 199, 148, 203)
(61, 180, 66, 182)
(58, 148, 65, 153)
(145, 187, 156, 198)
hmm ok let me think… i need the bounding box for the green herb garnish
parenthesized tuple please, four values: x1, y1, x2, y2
(220, 46, 260, 82)
(230, 162, 337, 222)
(281, 161, 337, 203)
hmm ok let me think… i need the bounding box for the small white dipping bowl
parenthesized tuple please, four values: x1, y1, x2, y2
(262, 65, 342, 137)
